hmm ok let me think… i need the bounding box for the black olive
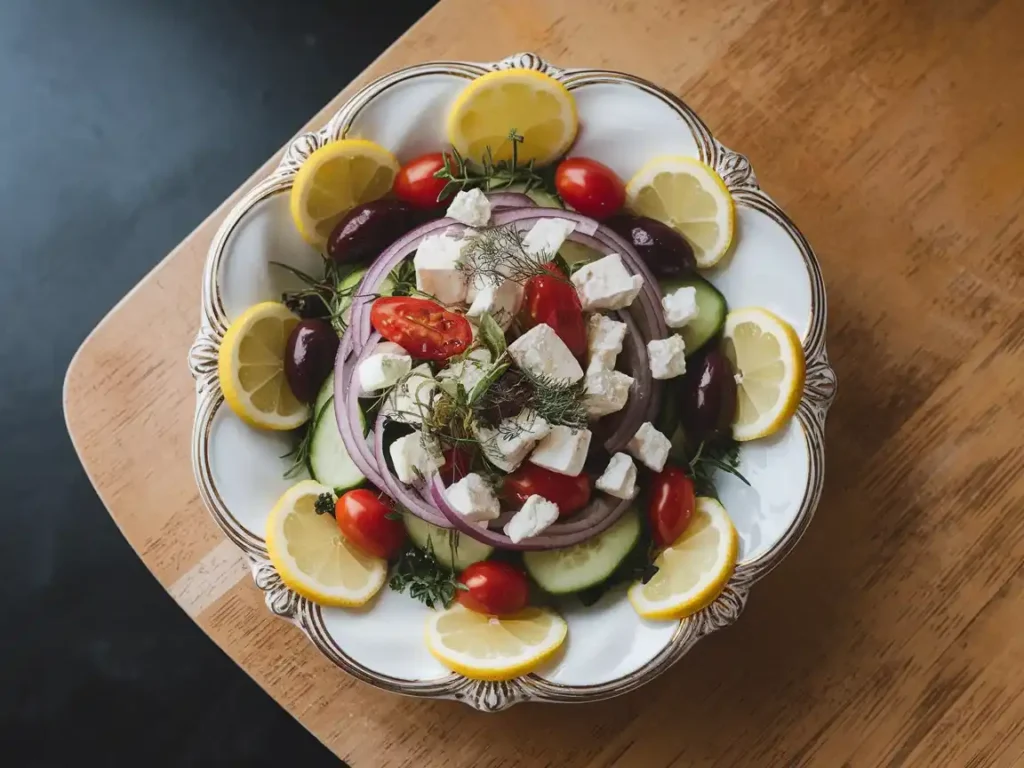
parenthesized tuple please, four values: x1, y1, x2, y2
(678, 346, 736, 444)
(284, 319, 340, 404)
(604, 214, 697, 279)
(327, 200, 423, 265)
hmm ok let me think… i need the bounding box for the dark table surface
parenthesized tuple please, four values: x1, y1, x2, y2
(0, 1, 434, 764)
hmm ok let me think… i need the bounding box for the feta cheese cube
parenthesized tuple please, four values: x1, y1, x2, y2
(384, 364, 438, 424)
(647, 335, 687, 379)
(662, 285, 700, 328)
(507, 323, 584, 383)
(438, 348, 492, 395)
(389, 430, 444, 484)
(585, 313, 627, 373)
(357, 350, 412, 393)
(529, 426, 592, 476)
(414, 233, 469, 304)
(445, 188, 492, 228)
(503, 494, 560, 543)
(444, 472, 500, 524)
(627, 422, 672, 472)
(571, 254, 644, 311)
(477, 408, 551, 472)
(522, 218, 576, 258)
(584, 369, 634, 418)
(596, 453, 637, 499)
(466, 278, 522, 329)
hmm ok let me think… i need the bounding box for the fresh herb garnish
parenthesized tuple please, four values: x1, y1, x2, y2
(389, 544, 467, 609)
(314, 492, 336, 516)
(433, 129, 550, 202)
(689, 438, 750, 499)
(387, 259, 417, 297)
(273, 258, 356, 335)
(458, 221, 567, 288)
(282, 396, 336, 478)
(520, 369, 588, 430)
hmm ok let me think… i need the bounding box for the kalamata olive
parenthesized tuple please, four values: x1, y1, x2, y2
(678, 346, 737, 444)
(327, 200, 423, 264)
(604, 214, 697, 279)
(285, 319, 340, 404)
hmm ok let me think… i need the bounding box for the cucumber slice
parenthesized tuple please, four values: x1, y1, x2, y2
(660, 274, 727, 356)
(524, 507, 641, 594)
(337, 267, 396, 325)
(504, 182, 563, 209)
(404, 514, 493, 572)
(309, 373, 366, 492)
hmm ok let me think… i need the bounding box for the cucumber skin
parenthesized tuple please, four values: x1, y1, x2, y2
(308, 373, 366, 492)
(403, 515, 493, 572)
(660, 274, 727, 356)
(523, 508, 641, 595)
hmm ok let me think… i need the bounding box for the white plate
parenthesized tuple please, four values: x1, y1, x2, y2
(188, 52, 836, 711)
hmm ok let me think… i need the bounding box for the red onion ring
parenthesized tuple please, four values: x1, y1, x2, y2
(333, 333, 388, 489)
(485, 192, 536, 209)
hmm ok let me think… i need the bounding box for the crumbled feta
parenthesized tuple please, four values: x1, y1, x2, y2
(477, 409, 551, 472)
(466, 278, 522, 329)
(374, 341, 407, 356)
(571, 254, 644, 311)
(585, 313, 627, 373)
(584, 369, 634, 418)
(444, 472, 500, 524)
(507, 323, 584, 383)
(503, 494, 560, 543)
(357, 351, 412, 393)
(627, 422, 672, 472)
(662, 285, 700, 328)
(647, 335, 687, 379)
(438, 348, 492, 395)
(529, 426, 592, 476)
(522, 218, 576, 258)
(413, 232, 469, 304)
(384, 364, 438, 424)
(596, 453, 637, 499)
(445, 188, 492, 228)
(389, 430, 444, 484)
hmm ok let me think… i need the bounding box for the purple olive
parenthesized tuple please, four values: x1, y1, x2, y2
(327, 200, 423, 264)
(285, 319, 340, 404)
(679, 346, 736, 444)
(604, 214, 697, 279)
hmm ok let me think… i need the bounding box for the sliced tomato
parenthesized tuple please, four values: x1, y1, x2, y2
(335, 489, 406, 559)
(648, 465, 695, 549)
(518, 263, 587, 358)
(502, 464, 591, 517)
(393, 152, 452, 209)
(555, 157, 625, 220)
(457, 561, 530, 616)
(370, 297, 472, 360)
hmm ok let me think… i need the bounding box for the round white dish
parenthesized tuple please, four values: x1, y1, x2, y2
(188, 52, 836, 711)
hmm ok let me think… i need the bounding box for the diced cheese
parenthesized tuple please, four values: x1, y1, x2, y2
(571, 254, 644, 311)
(585, 313, 627, 373)
(662, 285, 700, 328)
(466, 278, 522, 329)
(384, 364, 438, 424)
(529, 425, 592, 476)
(647, 335, 687, 379)
(357, 351, 412, 393)
(503, 494, 560, 543)
(522, 218, 576, 258)
(595, 453, 637, 499)
(444, 472, 500, 524)
(507, 323, 584, 383)
(477, 408, 551, 472)
(584, 369, 634, 418)
(437, 348, 492, 396)
(413, 232, 469, 304)
(389, 430, 444, 484)
(445, 188, 492, 228)
(627, 422, 672, 472)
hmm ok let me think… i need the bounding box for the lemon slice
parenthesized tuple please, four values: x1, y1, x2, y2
(628, 497, 738, 620)
(446, 69, 577, 167)
(722, 307, 805, 441)
(290, 139, 399, 249)
(626, 156, 735, 267)
(265, 480, 388, 607)
(425, 604, 567, 681)
(218, 301, 310, 430)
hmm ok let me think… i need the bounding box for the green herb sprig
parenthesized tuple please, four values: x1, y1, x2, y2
(389, 544, 467, 609)
(689, 439, 750, 499)
(433, 129, 550, 202)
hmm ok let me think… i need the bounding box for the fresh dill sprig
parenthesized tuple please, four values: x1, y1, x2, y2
(433, 129, 550, 203)
(520, 369, 588, 430)
(273, 258, 355, 335)
(689, 439, 750, 499)
(457, 222, 555, 288)
(389, 542, 467, 609)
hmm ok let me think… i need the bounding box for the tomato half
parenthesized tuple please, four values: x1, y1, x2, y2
(518, 263, 587, 358)
(335, 489, 406, 559)
(502, 464, 591, 517)
(393, 152, 452, 209)
(648, 465, 695, 549)
(554, 157, 626, 220)
(457, 561, 530, 616)
(370, 297, 472, 360)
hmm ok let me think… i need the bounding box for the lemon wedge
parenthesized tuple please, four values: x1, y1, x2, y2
(446, 69, 577, 167)
(218, 302, 310, 430)
(626, 156, 735, 267)
(628, 497, 738, 620)
(722, 307, 805, 441)
(290, 139, 399, 249)
(265, 480, 387, 607)
(425, 604, 567, 681)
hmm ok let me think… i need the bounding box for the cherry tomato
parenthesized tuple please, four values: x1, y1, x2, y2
(555, 158, 625, 220)
(648, 465, 695, 549)
(502, 464, 591, 517)
(439, 447, 471, 486)
(393, 152, 452, 209)
(518, 263, 587, 358)
(370, 297, 472, 360)
(335, 489, 406, 559)
(457, 561, 530, 616)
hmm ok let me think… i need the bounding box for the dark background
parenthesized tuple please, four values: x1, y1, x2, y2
(0, 1, 435, 764)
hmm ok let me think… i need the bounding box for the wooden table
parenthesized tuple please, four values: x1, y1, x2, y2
(64, 0, 1024, 764)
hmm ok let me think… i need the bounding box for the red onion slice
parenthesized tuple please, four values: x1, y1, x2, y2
(485, 192, 536, 209)
(333, 333, 388, 489)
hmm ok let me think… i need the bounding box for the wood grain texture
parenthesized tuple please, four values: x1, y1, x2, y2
(63, 0, 1024, 764)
